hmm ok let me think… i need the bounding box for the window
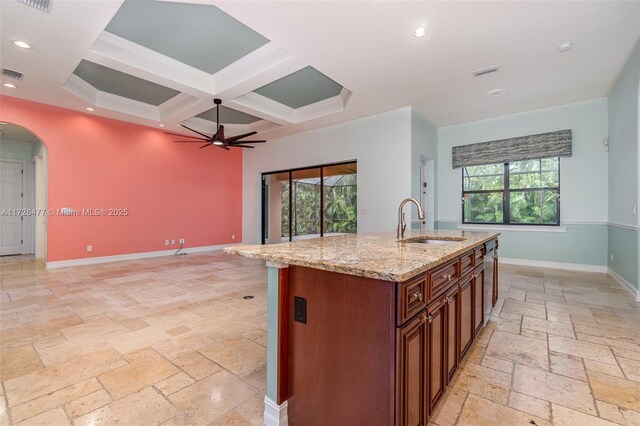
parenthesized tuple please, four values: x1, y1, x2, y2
(262, 162, 357, 243)
(462, 158, 560, 225)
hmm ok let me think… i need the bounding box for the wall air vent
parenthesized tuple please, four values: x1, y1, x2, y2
(18, 0, 52, 13)
(2, 69, 24, 80)
(472, 65, 499, 77)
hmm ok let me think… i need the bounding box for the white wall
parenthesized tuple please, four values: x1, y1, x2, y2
(242, 107, 413, 244)
(437, 98, 608, 224)
(411, 110, 438, 225)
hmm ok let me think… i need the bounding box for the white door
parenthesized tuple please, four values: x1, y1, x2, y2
(0, 161, 24, 255)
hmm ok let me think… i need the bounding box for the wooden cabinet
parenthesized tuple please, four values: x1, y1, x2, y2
(393, 241, 495, 425)
(458, 273, 474, 360)
(398, 275, 427, 326)
(444, 285, 459, 383)
(285, 239, 498, 426)
(427, 297, 446, 413)
(396, 312, 428, 426)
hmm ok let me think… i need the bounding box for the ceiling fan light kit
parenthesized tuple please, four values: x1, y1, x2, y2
(166, 98, 267, 151)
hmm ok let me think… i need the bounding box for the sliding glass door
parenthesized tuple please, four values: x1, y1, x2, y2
(261, 161, 357, 244)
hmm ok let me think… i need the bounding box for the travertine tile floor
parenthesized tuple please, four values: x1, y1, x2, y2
(1, 253, 639, 425)
(1, 253, 268, 425)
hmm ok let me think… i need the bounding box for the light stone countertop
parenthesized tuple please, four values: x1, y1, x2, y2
(224, 230, 500, 282)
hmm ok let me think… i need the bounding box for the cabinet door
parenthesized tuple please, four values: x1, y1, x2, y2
(427, 297, 446, 414)
(473, 267, 485, 337)
(459, 274, 474, 360)
(445, 285, 459, 383)
(396, 312, 428, 426)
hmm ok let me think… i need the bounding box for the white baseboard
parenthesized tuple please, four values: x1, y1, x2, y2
(608, 267, 640, 302)
(264, 396, 288, 426)
(500, 257, 608, 273)
(45, 244, 229, 269)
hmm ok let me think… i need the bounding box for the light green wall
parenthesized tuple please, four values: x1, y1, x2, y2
(436, 98, 609, 268)
(0, 140, 32, 160)
(437, 222, 607, 266)
(266, 267, 280, 402)
(607, 39, 639, 290)
(608, 225, 638, 286)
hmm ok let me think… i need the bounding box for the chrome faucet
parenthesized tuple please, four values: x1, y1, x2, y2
(397, 198, 425, 239)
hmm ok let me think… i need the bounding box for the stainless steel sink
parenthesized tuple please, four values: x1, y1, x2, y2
(401, 237, 465, 245)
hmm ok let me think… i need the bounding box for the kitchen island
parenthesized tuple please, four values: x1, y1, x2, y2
(225, 230, 499, 426)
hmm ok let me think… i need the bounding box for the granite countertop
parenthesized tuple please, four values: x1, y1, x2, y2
(224, 230, 499, 282)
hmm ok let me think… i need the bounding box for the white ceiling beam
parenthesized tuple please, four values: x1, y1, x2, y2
(86, 32, 214, 97)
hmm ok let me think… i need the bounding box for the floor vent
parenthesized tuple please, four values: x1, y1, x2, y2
(18, 0, 52, 13)
(2, 69, 24, 81)
(473, 65, 499, 77)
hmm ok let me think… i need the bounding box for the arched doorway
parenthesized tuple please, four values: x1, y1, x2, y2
(0, 122, 48, 259)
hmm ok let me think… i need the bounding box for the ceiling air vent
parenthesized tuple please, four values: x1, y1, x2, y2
(18, 0, 52, 13)
(473, 65, 499, 77)
(2, 68, 24, 80)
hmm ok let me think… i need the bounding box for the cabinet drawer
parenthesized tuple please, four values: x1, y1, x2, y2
(427, 258, 459, 300)
(460, 250, 474, 277)
(397, 275, 427, 325)
(474, 247, 484, 265)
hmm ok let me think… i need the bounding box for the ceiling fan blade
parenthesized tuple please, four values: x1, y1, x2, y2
(174, 140, 210, 143)
(228, 144, 255, 148)
(232, 140, 266, 144)
(226, 131, 258, 143)
(164, 131, 208, 140)
(180, 124, 212, 139)
(199, 143, 213, 149)
(216, 144, 231, 151)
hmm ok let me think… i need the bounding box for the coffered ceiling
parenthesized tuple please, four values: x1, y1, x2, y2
(0, 0, 638, 141)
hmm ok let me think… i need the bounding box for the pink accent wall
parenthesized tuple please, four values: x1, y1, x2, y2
(0, 95, 242, 261)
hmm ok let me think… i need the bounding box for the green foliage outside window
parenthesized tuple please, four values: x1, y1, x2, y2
(463, 158, 559, 225)
(279, 174, 357, 237)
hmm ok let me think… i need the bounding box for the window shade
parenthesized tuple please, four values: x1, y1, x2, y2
(452, 129, 572, 169)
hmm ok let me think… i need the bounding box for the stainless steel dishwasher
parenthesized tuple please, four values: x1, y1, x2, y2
(483, 239, 498, 323)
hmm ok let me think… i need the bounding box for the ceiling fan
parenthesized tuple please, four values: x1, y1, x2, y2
(165, 99, 266, 150)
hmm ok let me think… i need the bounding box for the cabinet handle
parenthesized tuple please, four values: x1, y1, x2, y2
(442, 274, 452, 281)
(411, 292, 424, 302)
(420, 314, 427, 323)
(428, 315, 433, 323)
(447, 296, 453, 304)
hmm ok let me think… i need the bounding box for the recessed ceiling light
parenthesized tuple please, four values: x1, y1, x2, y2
(2, 82, 17, 88)
(158, 124, 165, 128)
(414, 25, 427, 37)
(12, 40, 31, 49)
(486, 88, 508, 98)
(85, 107, 95, 112)
(558, 42, 573, 53)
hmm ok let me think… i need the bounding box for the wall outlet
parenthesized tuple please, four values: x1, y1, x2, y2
(171, 240, 175, 245)
(87, 245, 92, 252)
(165, 240, 169, 246)
(231, 235, 235, 240)
(179, 239, 185, 245)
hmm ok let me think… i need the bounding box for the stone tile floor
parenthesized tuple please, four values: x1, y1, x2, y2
(1, 253, 639, 425)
